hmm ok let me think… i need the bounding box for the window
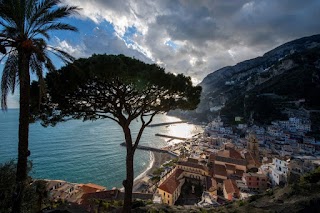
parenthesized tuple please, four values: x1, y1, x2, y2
(168, 195, 169, 198)
(164, 192, 165, 196)
(257, 178, 259, 181)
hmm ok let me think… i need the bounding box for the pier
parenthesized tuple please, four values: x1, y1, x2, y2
(148, 121, 185, 127)
(120, 143, 178, 157)
(155, 133, 187, 141)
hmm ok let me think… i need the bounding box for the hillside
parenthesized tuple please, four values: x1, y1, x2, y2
(171, 34, 320, 128)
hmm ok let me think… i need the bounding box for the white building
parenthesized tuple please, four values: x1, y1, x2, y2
(267, 126, 283, 137)
(269, 158, 289, 186)
(277, 117, 311, 133)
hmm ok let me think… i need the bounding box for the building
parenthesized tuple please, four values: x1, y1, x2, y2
(46, 180, 106, 204)
(209, 146, 247, 187)
(157, 168, 185, 205)
(157, 158, 212, 206)
(242, 173, 268, 191)
(79, 183, 106, 194)
(176, 158, 209, 182)
(298, 142, 316, 154)
(247, 133, 259, 158)
(270, 158, 289, 186)
(47, 180, 66, 191)
(223, 179, 240, 201)
(288, 158, 317, 183)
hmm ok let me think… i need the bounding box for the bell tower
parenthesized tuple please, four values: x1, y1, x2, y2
(247, 133, 259, 157)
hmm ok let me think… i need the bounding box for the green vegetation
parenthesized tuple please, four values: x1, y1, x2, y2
(219, 47, 320, 125)
(163, 159, 178, 168)
(0, 161, 49, 213)
(152, 168, 165, 176)
(290, 166, 320, 196)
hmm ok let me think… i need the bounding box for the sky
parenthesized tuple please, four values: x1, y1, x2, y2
(2, 0, 320, 108)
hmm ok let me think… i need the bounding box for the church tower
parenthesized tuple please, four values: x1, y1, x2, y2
(247, 133, 259, 157)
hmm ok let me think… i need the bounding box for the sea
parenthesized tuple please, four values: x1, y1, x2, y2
(0, 109, 201, 188)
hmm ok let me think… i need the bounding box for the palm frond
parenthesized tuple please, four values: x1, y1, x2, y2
(43, 54, 56, 72)
(1, 53, 18, 109)
(49, 46, 75, 64)
(32, 38, 47, 61)
(0, 0, 79, 109)
(0, 1, 15, 24)
(25, 0, 36, 22)
(31, 5, 79, 32)
(30, 54, 46, 96)
(0, 43, 6, 54)
(26, 0, 60, 33)
(39, 23, 78, 32)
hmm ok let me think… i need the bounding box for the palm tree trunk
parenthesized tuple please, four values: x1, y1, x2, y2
(12, 53, 31, 213)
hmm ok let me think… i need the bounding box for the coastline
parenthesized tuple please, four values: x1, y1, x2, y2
(132, 151, 175, 193)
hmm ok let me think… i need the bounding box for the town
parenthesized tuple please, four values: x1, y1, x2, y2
(43, 115, 320, 211)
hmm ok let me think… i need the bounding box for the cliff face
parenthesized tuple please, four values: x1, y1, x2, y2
(192, 34, 320, 124)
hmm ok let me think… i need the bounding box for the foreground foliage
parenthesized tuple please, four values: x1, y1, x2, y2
(0, 161, 48, 213)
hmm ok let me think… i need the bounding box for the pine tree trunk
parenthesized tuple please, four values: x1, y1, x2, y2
(122, 126, 134, 213)
(12, 53, 30, 213)
(123, 151, 134, 212)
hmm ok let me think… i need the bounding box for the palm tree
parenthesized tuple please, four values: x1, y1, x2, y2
(0, 1, 78, 212)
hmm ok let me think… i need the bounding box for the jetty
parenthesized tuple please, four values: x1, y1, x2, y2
(155, 133, 187, 141)
(148, 121, 185, 127)
(120, 143, 178, 157)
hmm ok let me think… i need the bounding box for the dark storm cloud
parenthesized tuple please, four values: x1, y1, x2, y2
(156, 6, 221, 44)
(230, 0, 320, 48)
(62, 0, 320, 81)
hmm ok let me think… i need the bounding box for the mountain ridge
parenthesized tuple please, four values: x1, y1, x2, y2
(173, 34, 320, 128)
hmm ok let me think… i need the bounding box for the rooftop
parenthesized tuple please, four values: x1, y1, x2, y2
(177, 161, 207, 171)
(224, 179, 240, 195)
(213, 164, 227, 177)
(158, 169, 184, 194)
(79, 183, 106, 194)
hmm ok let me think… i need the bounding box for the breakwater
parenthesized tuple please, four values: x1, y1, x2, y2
(155, 133, 187, 140)
(120, 142, 178, 157)
(148, 121, 185, 127)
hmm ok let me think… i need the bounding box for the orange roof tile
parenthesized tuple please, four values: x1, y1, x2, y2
(224, 179, 240, 195)
(218, 148, 243, 160)
(158, 169, 184, 194)
(81, 183, 106, 194)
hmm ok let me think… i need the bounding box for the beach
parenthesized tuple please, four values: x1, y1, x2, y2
(132, 151, 175, 192)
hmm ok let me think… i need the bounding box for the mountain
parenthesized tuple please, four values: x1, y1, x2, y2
(175, 34, 320, 128)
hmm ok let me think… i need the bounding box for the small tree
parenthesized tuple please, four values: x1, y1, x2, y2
(0, 161, 44, 213)
(40, 54, 201, 212)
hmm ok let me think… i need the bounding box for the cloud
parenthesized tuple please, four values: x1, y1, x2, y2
(60, 0, 320, 82)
